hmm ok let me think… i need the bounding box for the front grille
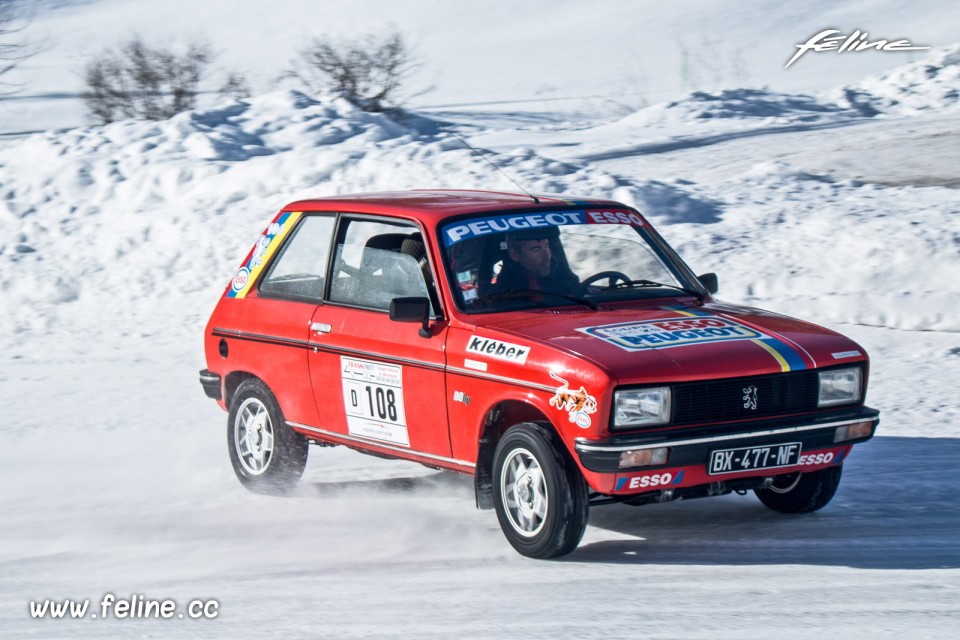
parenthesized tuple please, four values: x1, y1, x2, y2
(671, 370, 820, 425)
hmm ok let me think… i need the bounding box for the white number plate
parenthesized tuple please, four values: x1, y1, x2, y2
(708, 442, 802, 475)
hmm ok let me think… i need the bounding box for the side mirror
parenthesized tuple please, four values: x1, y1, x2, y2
(389, 296, 432, 338)
(698, 273, 719, 295)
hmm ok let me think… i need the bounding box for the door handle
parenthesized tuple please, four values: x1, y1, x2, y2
(311, 322, 332, 334)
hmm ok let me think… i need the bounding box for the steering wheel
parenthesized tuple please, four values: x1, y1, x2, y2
(576, 270, 631, 295)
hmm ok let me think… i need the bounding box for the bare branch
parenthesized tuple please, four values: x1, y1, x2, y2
(283, 30, 428, 112)
(0, 0, 37, 95)
(81, 36, 238, 124)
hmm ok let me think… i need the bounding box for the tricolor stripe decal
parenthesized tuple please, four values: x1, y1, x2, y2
(752, 336, 808, 371)
(672, 306, 809, 372)
(226, 211, 302, 299)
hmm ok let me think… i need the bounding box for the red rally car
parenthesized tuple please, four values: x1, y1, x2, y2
(199, 190, 879, 558)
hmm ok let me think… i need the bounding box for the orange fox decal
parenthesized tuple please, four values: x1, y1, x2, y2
(549, 372, 597, 427)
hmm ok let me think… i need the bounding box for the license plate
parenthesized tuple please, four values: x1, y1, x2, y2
(708, 442, 802, 475)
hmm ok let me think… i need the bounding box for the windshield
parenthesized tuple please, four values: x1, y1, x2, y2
(440, 208, 703, 313)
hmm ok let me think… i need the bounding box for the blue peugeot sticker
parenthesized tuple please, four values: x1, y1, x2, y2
(441, 209, 645, 246)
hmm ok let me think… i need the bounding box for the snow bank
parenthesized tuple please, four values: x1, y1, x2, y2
(662, 161, 960, 333)
(0, 92, 637, 350)
(625, 43, 960, 130)
(827, 44, 960, 116)
(623, 88, 867, 128)
(1, 48, 958, 356)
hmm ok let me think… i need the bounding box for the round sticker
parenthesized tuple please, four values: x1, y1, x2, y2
(574, 411, 592, 428)
(231, 267, 251, 291)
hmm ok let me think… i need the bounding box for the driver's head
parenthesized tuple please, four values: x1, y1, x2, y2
(506, 227, 557, 278)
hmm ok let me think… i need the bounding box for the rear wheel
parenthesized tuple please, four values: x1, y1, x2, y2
(492, 423, 589, 558)
(227, 379, 308, 494)
(754, 464, 843, 513)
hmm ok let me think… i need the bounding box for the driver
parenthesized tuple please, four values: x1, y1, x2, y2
(491, 226, 579, 294)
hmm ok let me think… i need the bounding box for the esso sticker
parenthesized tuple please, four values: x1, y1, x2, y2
(231, 268, 250, 291)
(577, 315, 763, 352)
(586, 210, 645, 226)
(798, 452, 835, 466)
(627, 472, 673, 489)
(615, 470, 686, 491)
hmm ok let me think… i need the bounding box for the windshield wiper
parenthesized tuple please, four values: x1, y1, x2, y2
(477, 288, 598, 310)
(604, 279, 705, 302)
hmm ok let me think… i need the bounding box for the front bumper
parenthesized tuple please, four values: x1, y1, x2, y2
(575, 406, 880, 475)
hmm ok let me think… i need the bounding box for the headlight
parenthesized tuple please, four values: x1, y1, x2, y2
(818, 368, 862, 407)
(614, 387, 671, 428)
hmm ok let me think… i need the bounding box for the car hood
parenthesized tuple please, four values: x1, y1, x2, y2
(474, 301, 866, 384)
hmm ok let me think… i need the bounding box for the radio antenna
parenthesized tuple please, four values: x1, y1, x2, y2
(435, 122, 540, 204)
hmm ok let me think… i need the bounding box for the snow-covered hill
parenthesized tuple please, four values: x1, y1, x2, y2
(1, 2, 959, 639)
(827, 44, 960, 115)
(4, 0, 960, 133)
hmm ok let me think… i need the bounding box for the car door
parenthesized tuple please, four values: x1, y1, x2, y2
(305, 215, 454, 459)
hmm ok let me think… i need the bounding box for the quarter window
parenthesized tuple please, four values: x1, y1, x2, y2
(259, 215, 335, 300)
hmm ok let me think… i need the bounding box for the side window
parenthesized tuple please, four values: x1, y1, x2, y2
(259, 215, 335, 300)
(329, 219, 430, 312)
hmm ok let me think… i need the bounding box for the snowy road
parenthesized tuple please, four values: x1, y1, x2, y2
(2, 338, 958, 638)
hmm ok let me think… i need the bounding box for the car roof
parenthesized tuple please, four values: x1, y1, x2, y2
(282, 190, 629, 225)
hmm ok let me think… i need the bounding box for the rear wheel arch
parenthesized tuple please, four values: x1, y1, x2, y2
(224, 371, 258, 409)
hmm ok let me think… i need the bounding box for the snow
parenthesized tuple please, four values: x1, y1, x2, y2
(1, 1, 959, 638)
(826, 44, 960, 116)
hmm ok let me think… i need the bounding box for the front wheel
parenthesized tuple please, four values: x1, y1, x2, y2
(227, 379, 308, 495)
(492, 423, 589, 558)
(754, 464, 843, 513)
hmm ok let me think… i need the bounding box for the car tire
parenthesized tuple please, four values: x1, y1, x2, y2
(227, 378, 308, 495)
(492, 422, 589, 559)
(754, 464, 843, 513)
